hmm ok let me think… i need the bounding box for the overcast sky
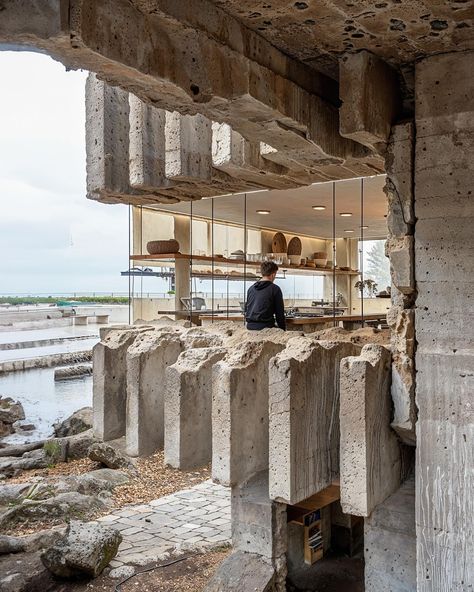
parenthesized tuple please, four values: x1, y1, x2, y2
(0, 51, 130, 295)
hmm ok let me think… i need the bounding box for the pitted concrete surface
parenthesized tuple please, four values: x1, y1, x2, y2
(96, 480, 231, 568)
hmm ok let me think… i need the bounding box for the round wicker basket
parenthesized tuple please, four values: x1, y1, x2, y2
(287, 237, 302, 256)
(146, 239, 180, 255)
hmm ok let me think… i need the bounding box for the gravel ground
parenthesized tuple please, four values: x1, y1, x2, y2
(53, 549, 230, 592)
(4, 452, 211, 536)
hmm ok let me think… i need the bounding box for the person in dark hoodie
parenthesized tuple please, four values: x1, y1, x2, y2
(245, 261, 286, 330)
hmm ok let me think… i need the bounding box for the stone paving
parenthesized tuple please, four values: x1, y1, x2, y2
(96, 480, 231, 569)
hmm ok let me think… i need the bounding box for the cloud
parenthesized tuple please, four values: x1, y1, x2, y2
(0, 51, 133, 295)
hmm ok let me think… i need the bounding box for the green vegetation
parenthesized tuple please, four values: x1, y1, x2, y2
(0, 295, 129, 305)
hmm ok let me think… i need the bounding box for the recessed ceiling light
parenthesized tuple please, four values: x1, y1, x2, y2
(339, 212, 353, 217)
(344, 229, 355, 233)
(360, 225, 369, 229)
(312, 205, 326, 211)
(256, 209, 271, 214)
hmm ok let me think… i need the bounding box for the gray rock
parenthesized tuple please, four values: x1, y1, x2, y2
(14, 423, 35, 433)
(24, 527, 67, 552)
(54, 407, 92, 437)
(0, 397, 25, 425)
(0, 483, 32, 505)
(0, 491, 107, 530)
(54, 429, 97, 461)
(75, 468, 130, 495)
(109, 565, 136, 579)
(88, 442, 136, 471)
(0, 450, 48, 478)
(41, 520, 122, 578)
(0, 535, 26, 555)
(0, 551, 55, 592)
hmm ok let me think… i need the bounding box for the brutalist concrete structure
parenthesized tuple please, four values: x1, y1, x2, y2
(1, 3, 473, 590)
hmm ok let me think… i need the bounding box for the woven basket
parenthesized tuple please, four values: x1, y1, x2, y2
(314, 251, 327, 259)
(272, 232, 287, 254)
(287, 237, 302, 256)
(146, 239, 180, 255)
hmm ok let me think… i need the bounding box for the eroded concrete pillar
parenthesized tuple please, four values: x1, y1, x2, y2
(212, 340, 284, 486)
(339, 344, 401, 517)
(126, 329, 184, 457)
(164, 346, 226, 469)
(414, 51, 474, 591)
(268, 338, 360, 505)
(93, 326, 152, 441)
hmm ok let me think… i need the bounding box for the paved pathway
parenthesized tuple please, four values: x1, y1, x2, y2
(96, 480, 231, 569)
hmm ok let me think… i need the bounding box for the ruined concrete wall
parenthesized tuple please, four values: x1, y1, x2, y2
(164, 346, 226, 469)
(340, 344, 401, 517)
(365, 476, 416, 592)
(414, 51, 474, 591)
(212, 340, 284, 486)
(268, 338, 360, 505)
(385, 122, 417, 445)
(126, 329, 184, 457)
(93, 326, 152, 441)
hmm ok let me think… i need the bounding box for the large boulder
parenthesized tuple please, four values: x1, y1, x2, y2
(0, 450, 48, 478)
(54, 407, 92, 438)
(0, 528, 66, 556)
(0, 535, 26, 555)
(0, 492, 107, 530)
(88, 442, 136, 471)
(41, 521, 122, 578)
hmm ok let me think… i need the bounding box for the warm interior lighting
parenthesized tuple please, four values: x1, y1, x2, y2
(339, 212, 353, 217)
(360, 225, 369, 229)
(312, 205, 326, 210)
(344, 229, 355, 233)
(256, 209, 271, 214)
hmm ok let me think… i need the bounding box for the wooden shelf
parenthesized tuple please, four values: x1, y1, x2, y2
(130, 253, 360, 276)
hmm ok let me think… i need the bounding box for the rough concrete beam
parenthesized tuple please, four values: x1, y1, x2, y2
(268, 338, 360, 505)
(93, 326, 152, 441)
(164, 347, 226, 470)
(339, 344, 401, 517)
(340, 51, 401, 149)
(126, 329, 184, 457)
(85, 73, 130, 199)
(212, 123, 304, 189)
(1, 0, 380, 174)
(129, 95, 168, 191)
(212, 340, 284, 487)
(165, 112, 212, 183)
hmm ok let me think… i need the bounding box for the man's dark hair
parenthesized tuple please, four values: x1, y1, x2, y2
(260, 261, 279, 277)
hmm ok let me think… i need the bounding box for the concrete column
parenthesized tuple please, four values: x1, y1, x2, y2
(126, 329, 184, 457)
(212, 340, 284, 486)
(268, 338, 360, 505)
(93, 327, 152, 441)
(414, 51, 474, 591)
(174, 215, 190, 312)
(164, 347, 226, 469)
(339, 344, 401, 517)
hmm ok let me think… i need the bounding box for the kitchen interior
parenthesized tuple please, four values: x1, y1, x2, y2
(126, 175, 391, 330)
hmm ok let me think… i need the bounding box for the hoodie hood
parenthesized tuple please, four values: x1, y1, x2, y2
(254, 280, 273, 291)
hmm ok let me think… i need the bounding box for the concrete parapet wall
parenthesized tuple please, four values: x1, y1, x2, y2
(340, 344, 401, 517)
(268, 337, 360, 505)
